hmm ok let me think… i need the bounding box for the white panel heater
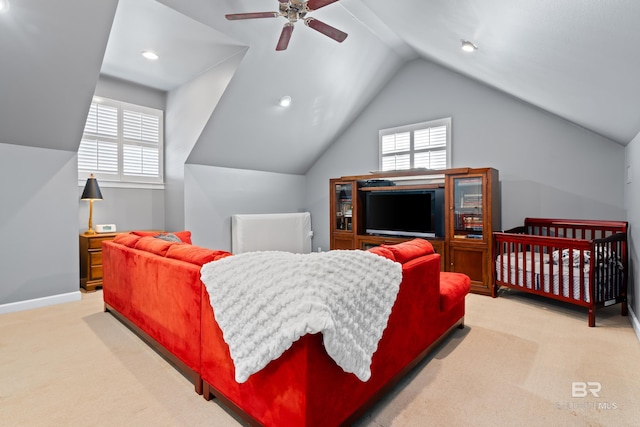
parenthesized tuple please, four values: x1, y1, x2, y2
(231, 212, 312, 254)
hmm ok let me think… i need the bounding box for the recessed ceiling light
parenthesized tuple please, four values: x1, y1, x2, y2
(279, 96, 292, 107)
(461, 40, 478, 52)
(142, 50, 159, 60)
(0, 0, 10, 13)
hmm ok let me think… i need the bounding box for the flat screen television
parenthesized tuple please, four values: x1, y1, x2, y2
(365, 189, 444, 238)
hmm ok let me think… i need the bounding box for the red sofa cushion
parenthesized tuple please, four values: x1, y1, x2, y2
(131, 230, 193, 244)
(131, 230, 161, 238)
(439, 272, 471, 312)
(166, 245, 232, 266)
(134, 236, 180, 256)
(113, 233, 141, 248)
(367, 245, 396, 261)
(382, 238, 435, 263)
(170, 231, 192, 244)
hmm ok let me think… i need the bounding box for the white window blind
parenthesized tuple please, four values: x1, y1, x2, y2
(379, 118, 451, 172)
(78, 97, 163, 185)
(123, 110, 160, 142)
(78, 139, 118, 174)
(123, 145, 159, 176)
(84, 103, 118, 137)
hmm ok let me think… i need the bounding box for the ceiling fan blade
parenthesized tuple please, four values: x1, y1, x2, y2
(225, 12, 279, 20)
(276, 24, 294, 51)
(307, 0, 339, 11)
(305, 18, 348, 43)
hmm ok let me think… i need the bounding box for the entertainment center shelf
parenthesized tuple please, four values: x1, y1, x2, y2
(330, 167, 500, 295)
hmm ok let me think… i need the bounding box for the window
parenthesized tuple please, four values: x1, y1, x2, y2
(379, 118, 451, 172)
(78, 97, 163, 185)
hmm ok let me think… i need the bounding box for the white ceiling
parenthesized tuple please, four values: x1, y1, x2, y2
(101, 0, 245, 91)
(107, 0, 640, 140)
(2, 0, 639, 173)
(369, 0, 640, 146)
(0, 0, 118, 151)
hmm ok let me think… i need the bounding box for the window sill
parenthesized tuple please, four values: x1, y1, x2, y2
(78, 180, 165, 190)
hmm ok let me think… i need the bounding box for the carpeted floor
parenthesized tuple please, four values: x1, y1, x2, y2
(1, 289, 639, 426)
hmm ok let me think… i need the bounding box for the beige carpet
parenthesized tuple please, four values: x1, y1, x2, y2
(1, 289, 639, 426)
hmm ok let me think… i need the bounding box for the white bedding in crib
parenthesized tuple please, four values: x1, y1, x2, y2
(495, 252, 590, 302)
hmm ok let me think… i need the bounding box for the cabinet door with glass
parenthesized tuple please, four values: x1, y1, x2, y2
(450, 175, 486, 242)
(330, 179, 356, 249)
(445, 168, 500, 295)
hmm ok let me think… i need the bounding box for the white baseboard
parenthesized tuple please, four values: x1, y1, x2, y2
(0, 291, 81, 315)
(629, 306, 640, 343)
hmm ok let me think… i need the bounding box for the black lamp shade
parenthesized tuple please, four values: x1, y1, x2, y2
(81, 174, 103, 200)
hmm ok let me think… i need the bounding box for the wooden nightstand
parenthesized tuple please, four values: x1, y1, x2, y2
(79, 232, 120, 292)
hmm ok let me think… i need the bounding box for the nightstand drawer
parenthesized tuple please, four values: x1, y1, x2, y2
(89, 251, 102, 266)
(89, 236, 114, 249)
(89, 265, 103, 281)
(80, 232, 120, 292)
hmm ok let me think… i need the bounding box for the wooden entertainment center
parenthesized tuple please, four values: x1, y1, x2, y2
(330, 167, 500, 295)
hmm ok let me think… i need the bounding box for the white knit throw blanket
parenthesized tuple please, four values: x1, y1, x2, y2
(200, 250, 402, 383)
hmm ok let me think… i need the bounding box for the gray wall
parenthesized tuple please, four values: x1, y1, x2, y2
(165, 50, 246, 232)
(77, 185, 165, 233)
(94, 75, 166, 110)
(184, 164, 306, 251)
(625, 131, 640, 333)
(79, 76, 167, 233)
(306, 59, 626, 253)
(0, 143, 79, 306)
(0, 0, 116, 311)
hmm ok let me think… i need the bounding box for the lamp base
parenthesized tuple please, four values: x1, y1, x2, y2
(84, 229, 97, 236)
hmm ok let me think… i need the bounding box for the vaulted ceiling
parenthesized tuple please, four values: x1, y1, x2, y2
(0, 0, 119, 152)
(2, 0, 640, 175)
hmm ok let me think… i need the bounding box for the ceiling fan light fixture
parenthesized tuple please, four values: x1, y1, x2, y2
(226, 0, 347, 51)
(461, 40, 478, 52)
(279, 96, 292, 107)
(142, 50, 159, 60)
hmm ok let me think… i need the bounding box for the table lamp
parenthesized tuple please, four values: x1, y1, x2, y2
(81, 174, 103, 235)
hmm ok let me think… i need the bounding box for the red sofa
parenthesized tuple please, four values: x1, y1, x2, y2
(102, 233, 470, 426)
(102, 231, 231, 394)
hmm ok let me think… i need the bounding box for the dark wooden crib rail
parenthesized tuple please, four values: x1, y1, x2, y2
(592, 232, 627, 306)
(493, 218, 628, 326)
(523, 217, 627, 240)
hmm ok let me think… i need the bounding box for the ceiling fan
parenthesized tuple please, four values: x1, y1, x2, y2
(225, 0, 348, 51)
